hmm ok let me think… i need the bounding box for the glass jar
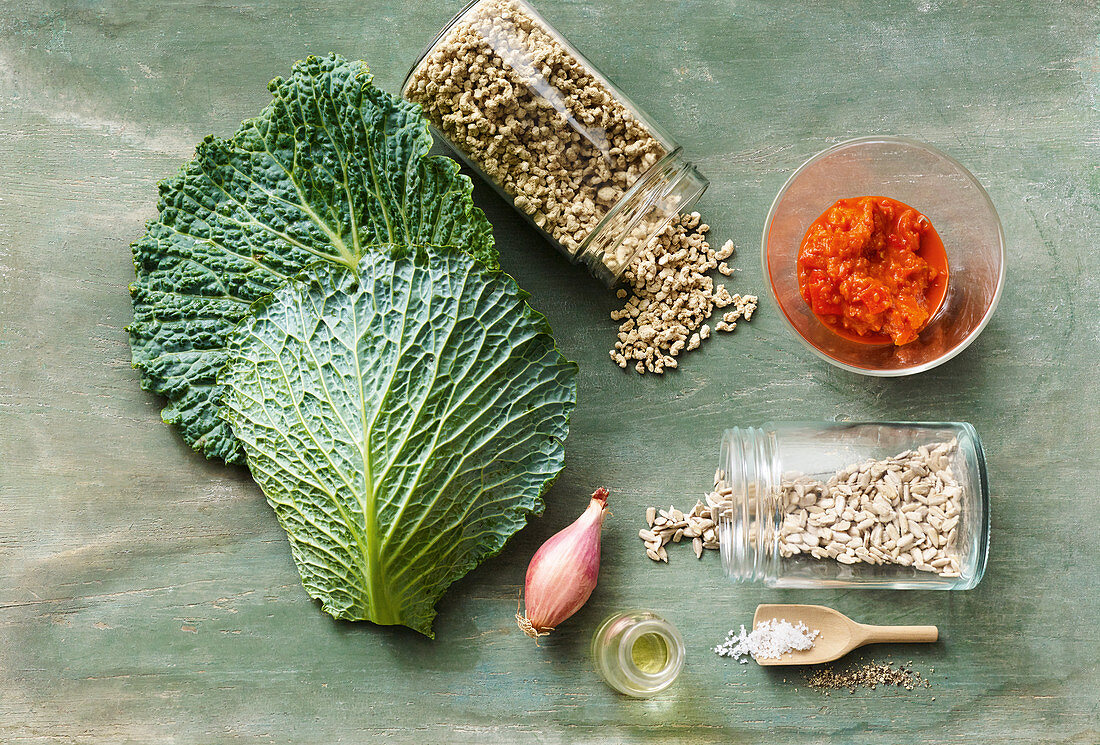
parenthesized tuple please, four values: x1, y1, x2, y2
(403, 0, 708, 285)
(591, 610, 685, 698)
(715, 422, 989, 589)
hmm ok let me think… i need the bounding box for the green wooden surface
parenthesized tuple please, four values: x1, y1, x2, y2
(2, 1, 1098, 742)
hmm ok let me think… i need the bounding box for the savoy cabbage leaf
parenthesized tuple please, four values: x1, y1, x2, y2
(219, 249, 577, 637)
(129, 55, 496, 463)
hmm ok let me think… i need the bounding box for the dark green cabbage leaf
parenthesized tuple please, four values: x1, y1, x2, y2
(219, 249, 577, 637)
(128, 55, 495, 463)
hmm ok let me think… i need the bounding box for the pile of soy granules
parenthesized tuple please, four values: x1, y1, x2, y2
(610, 213, 757, 374)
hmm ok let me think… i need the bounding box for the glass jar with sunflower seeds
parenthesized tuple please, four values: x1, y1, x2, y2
(715, 421, 990, 590)
(403, 0, 708, 285)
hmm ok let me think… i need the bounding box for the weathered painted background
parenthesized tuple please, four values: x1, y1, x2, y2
(1, 1, 1097, 742)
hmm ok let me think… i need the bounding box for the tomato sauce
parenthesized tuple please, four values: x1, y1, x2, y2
(797, 196, 948, 346)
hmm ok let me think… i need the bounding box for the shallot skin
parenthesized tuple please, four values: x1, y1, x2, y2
(517, 488, 609, 641)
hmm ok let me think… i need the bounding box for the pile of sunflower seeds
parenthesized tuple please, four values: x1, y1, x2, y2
(774, 441, 963, 577)
(638, 500, 719, 562)
(610, 213, 757, 374)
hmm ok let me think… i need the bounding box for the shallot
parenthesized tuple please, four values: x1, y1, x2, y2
(516, 488, 609, 641)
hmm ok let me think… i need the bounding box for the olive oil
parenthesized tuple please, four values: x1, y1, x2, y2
(630, 632, 670, 674)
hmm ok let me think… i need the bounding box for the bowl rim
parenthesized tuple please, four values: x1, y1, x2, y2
(761, 135, 1006, 377)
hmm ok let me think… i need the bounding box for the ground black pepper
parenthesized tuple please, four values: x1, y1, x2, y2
(803, 659, 932, 694)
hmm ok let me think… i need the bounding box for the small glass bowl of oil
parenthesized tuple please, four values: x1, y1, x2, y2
(592, 610, 685, 698)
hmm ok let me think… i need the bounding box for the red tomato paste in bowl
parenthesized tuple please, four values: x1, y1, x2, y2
(797, 196, 949, 346)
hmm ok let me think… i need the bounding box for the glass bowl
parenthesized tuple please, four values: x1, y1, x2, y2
(763, 136, 1005, 376)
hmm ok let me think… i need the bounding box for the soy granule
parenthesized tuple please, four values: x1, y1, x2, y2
(715, 618, 820, 663)
(610, 213, 757, 374)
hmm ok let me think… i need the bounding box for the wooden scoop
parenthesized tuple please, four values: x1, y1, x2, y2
(751, 604, 938, 666)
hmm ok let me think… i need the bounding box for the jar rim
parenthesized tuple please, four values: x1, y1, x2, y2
(579, 149, 709, 284)
(717, 426, 780, 583)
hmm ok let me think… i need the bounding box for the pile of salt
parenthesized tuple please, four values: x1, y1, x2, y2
(714, 618, 820, 663)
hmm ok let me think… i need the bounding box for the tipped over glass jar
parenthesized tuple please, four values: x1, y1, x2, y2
(715, 422, 990, 590)
(403, 0, 708, 285)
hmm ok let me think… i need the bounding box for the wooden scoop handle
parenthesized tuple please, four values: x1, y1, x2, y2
(859, 624, 939, 644)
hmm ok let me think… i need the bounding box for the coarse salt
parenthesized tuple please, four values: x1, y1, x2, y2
(714, 618, 820, 663)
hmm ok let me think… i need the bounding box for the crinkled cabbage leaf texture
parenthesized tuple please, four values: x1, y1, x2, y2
(128, 55, 495, 463)
(219, 248, 577, 637)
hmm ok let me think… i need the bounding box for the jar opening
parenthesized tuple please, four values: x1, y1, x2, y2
(579, 149, 709, 285)
(717, 426, 781, 583)
(616, 621, 681, 688)
(629, 631, 670, 674)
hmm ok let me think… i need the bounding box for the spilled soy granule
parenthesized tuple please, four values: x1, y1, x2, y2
(609, 213, 756, 374)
